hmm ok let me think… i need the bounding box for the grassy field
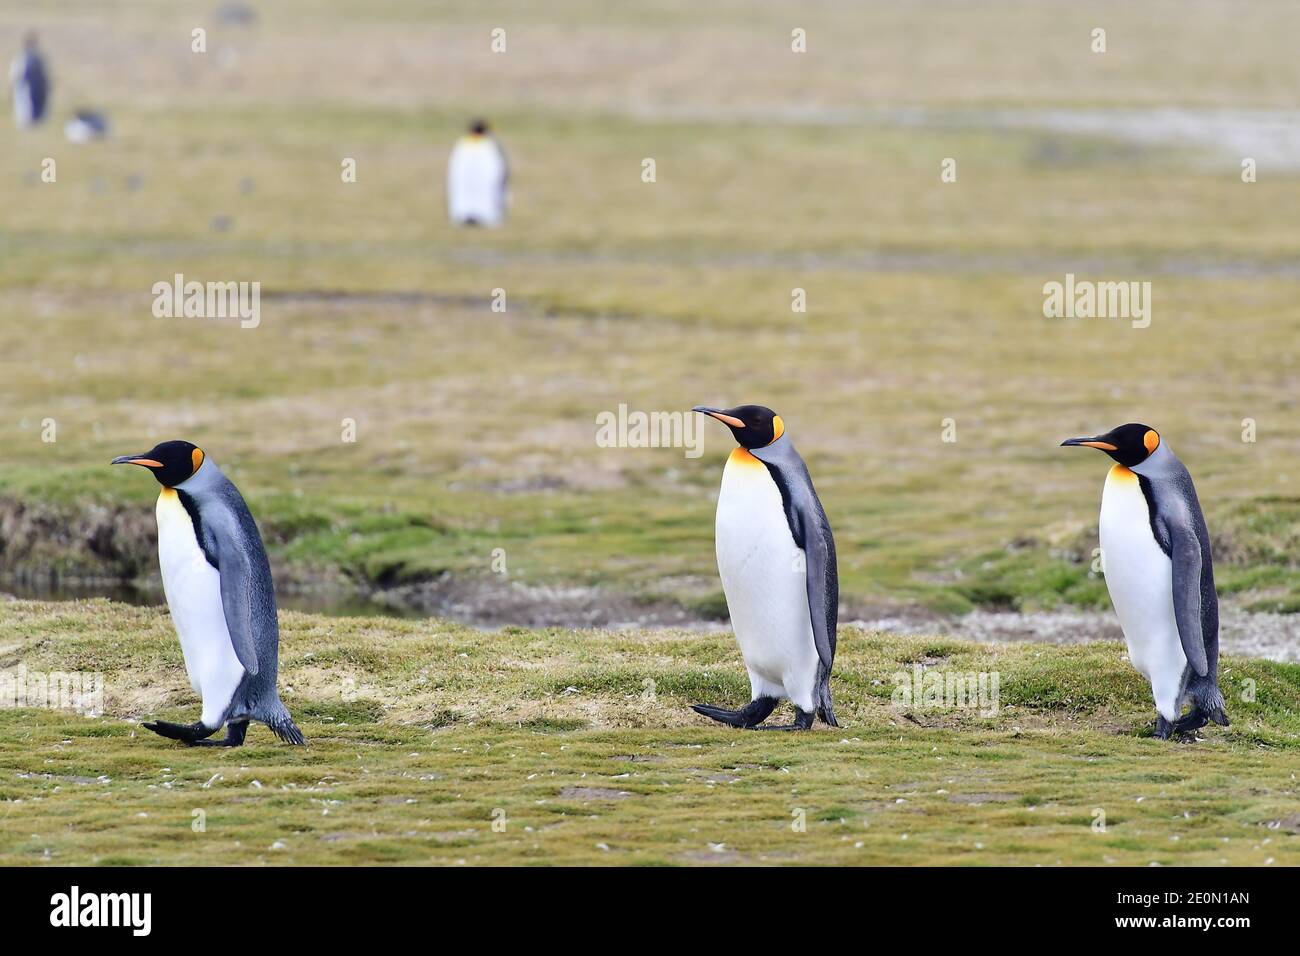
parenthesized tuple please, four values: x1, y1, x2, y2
(0, 599, 1297, 866)
(1, 1, 1298, 618)
(0, 3, 1297, 867)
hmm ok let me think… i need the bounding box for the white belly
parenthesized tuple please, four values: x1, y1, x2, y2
(13, 86, 34, 125)
(156, 489, 245, 727)
(448, 140, 506, 225)
(714, 449, 819, 711)
(1099, 465, 1186, 719)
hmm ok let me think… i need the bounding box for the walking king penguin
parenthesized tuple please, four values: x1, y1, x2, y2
(112, 441, 304, 747)
(691, 405, 838, 730)
(1062, 424, 1229, 738)
(447, 118, 508, 227)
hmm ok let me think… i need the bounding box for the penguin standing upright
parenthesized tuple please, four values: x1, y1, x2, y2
(691, 405, 838, 731)
(112, 441, 304, 747)
(1062, 423, 1229, 738)
(9, 33, 49, 128)
(447, 119, 508, 227)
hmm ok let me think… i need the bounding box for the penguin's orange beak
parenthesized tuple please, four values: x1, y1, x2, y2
(111, 455, 162, 467)
(1060, 437, 1117, 451)
(692, 406, 745, 428)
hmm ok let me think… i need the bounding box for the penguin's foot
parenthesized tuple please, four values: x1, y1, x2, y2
(691, 697, 777, 729)
(188, 720, 249, 748)
(755, 708, 816, 732)
(142, 719, 216, 743)
(1153, 716, 1175, 740)
(1172, 709, 1209, 735)
(1201, 704, 1230, 727)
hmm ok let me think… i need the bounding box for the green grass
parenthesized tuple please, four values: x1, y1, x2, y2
(0, 599, 1296, 865)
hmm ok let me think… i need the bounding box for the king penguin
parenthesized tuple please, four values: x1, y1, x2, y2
(9, 33, 49, 129)
(691, 405, 838, 731)
(447, 118, 508, 227)
(112, 441, 304, 747)
(1062, 423, 1229, 739)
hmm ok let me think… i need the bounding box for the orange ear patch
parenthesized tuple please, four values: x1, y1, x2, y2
(191, 447, 205, 474)
(1143, 430, 1160, 453)
(770, 415, 785, 443)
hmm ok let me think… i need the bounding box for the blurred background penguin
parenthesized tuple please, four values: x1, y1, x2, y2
(9, 31, 49, 128)
(447, 118, 508, 227)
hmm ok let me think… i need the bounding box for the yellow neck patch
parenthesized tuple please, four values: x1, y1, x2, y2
(728, 447, 763, 468)
(1108, 463, 1137, 482)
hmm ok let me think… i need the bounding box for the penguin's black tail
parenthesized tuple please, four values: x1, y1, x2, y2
(263, 700, 307, 745)
(1189, 675, 1230, 727)
(816, 669, 839, 728)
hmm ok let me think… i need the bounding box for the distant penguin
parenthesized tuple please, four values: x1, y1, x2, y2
(1062, 424, 1228, 738)
(691, 405, 838, 731)
(447, 119, 508, 227)
(112, 441, 304, 747)
(64, 109, 108, 143)
(9, 33, 49, 128)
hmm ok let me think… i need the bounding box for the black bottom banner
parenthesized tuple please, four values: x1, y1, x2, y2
(0, 865, 1275, 941)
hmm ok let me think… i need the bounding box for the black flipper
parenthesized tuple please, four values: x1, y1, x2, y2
(691, 697, 777, 729)
(189, 720, 249, 748)
(142, 720, 216, 743)
(213, 541, 261, 678)
(1166, 519, 1209, 677)
(1172, 709, 1209, 735)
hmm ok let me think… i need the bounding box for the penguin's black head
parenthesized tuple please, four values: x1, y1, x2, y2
(693, 404, 785, 450)
(1061, 423, 1159, 468)
(469, 118, 489, 136)
(111, 440, 206, 487)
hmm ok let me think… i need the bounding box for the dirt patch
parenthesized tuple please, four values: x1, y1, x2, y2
(676, 847, 743, 864)
(1262, 816, 1300, 834)
(0, 496, 156, 582)
(370, 576, 709, 629)
(852, 605, 1300, 663)
(948, 792, 1019, 805)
